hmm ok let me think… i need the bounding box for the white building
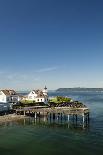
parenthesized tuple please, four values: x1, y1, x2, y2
(0, 89, 20, 104)
(28, 86, 48, 104)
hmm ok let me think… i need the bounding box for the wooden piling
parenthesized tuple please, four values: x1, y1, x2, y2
(82, 114, 85, 124)
(50, 113, 51, 119)
(53, 113, 55, 119)
(75, 114, 77, 123)
(34, 112, 37, 119)
(61, 113, 62, 120)
(15, 106, 90, 126)
(24, 111, 25, 116)
(67, 115, 70, 121)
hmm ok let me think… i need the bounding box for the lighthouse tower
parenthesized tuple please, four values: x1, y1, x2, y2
(43, 86, 48, 96)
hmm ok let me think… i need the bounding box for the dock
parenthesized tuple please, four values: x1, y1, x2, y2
(14, 106, 90, 125)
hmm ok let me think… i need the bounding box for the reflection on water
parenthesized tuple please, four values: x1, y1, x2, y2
(0, 116, 90, 131)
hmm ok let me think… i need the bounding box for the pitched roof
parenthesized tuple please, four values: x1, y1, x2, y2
(1, 89, 17, 96)
(36, 93, 45, 98)
(33, 89, 42, 94)
(32, 89, 47, 98)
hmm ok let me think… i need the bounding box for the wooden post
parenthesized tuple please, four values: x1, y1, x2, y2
(57, 113, 59, 120)
(35, 112, 37, 119)
(61, 113, 62, 120)
(85, 114, 87, 123)
(68, 115, 70, 121)
(43, 108, 45, 116)
(82, 123, 85, 129)
(24, 111, 25, 116)
(46, 112, 48, 120)
(43, 116, 46, 122)
(49, 113, 52, 123)
(64, 114, 66, 121)
(82, 114, 85, 124)
(16, 110, 17, 115)
(23, 118, 26, 125)
(73, 114, 75, 123)
(55, 113, 57, 120)
(75, 114, 77, 123)
(53, 113, 55, 120)
(88, 113, 90, 122)
(68, 123, 70, 129)
(38, 116, 40, 123)
(50, 113, 51, 119)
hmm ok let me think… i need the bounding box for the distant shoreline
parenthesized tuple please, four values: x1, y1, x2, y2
(56, 88, 103, 92)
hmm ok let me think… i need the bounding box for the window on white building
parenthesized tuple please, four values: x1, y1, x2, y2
(29, 96, 32, 99)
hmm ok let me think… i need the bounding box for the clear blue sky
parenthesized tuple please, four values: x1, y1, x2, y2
(0, 0, 103, 90)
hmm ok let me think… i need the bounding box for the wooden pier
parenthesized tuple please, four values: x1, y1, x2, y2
(14, 106, 90, 125)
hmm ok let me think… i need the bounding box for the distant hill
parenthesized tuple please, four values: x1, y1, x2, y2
(56, 88, 103, 92)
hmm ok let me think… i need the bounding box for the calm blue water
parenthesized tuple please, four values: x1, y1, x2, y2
(0, 91, 103, 155)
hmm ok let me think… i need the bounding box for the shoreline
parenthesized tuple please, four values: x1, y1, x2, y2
(0, 114, 27, 123)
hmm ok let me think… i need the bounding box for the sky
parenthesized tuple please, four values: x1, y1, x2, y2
(0, 0, 103, 90)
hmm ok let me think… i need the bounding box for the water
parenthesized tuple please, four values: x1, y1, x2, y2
(0, 91, 103, 155)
